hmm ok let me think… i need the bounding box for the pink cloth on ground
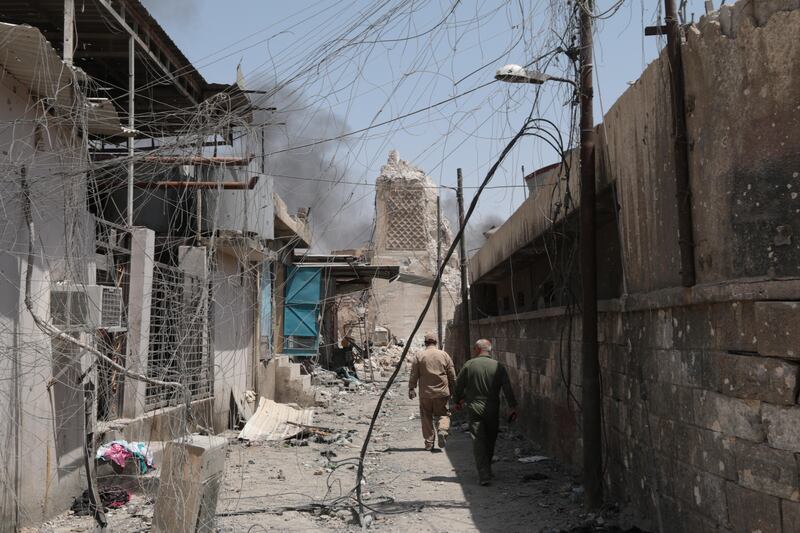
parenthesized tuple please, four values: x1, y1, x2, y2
(102, 442, 133, 468)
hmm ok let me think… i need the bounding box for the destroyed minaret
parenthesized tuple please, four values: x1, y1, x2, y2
(370, 150, 461, 344)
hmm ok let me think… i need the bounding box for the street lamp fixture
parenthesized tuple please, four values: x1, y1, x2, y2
(495, 64, 577, 87)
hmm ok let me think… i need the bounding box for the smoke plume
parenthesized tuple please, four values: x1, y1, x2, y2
(441, 195, 505, 257)
(256, 86, 374, 253)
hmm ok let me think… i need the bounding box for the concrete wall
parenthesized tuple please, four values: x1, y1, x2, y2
(211, 251, 255, 431)
(0, 74, 92, 527)
(684, 5, 800, 283)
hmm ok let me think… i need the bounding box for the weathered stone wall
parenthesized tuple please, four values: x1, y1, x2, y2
(448, 283, 800, 532)
(600, 3, 800, 291)
(684, 6, 800, 283)
(449, 3, 800, 531)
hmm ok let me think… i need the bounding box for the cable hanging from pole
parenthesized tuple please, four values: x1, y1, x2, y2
(354, 117, 539, 525)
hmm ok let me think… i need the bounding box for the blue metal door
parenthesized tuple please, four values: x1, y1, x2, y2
(283, 266, 321, 355)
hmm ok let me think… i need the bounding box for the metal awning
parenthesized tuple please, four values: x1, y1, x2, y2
(0, 1, 249, 136)
(294, 262, 400, 296)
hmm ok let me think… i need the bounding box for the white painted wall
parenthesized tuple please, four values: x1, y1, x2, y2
(0, 73, 92, 526)
(210, 251, 255, 430)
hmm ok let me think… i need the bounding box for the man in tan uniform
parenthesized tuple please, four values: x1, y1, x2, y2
(408, 332, 456, 451)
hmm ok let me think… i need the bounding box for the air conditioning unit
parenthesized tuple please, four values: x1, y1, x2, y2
(50, 284, 124, 332)
(99, 286, 124, 331)
(50, 284, 99, 331)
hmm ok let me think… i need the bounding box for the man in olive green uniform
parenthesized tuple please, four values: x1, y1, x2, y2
(454, 339, 517, 485)
(409, 332, 457, 451)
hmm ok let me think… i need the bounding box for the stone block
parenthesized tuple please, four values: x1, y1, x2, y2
(705, 351, 799, 405)
(725, 482, 782, 533)
(673, 462, 728, 524)
(602, 370, 629, 402)
(755, 301, 800, 359)
(648, 415, 676, 456)
(646, 349, 703, 387)
(673, 304, 713, 351)
(651, 309, 675, 349)
(761, 404, 800, 452)
(693, 390, 765, 442)
(659, 496, 687, 533)
(648, 382, 695, 423)
(733, 439, 800, 501)
(710, 301, 759, 353)
(783, 500, 800, 533)
(673, 422, 736, 480)
(153, 434, 227, 533)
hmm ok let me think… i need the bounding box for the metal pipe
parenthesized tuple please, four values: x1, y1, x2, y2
(436, 196, 443, 348)
(131, 176, 259, 190)
(126, 35, 134, 227)
(95, 0, 198, 105)
(456, 168, 471, 357)
(579, 0, 602, 510)
(665, 0, 696, 287)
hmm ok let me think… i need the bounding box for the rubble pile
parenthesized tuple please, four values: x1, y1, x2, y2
(369, 344, 419, 371)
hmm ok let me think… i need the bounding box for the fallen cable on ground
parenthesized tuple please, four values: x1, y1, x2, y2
(353, 118, 538, 527)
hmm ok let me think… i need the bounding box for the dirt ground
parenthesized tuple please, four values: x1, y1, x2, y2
(216, 372, 599, 533)
(32, 369, 636, 533)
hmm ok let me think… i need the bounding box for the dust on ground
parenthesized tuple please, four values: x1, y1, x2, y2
(217, 370, 632, 532)
(30, 369, 638, 533)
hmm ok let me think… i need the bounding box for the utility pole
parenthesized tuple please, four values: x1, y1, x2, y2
(665, 0, 696, 287)
(63, 0, 75, 66)
(362, 297, 375, 383)
(436, 196, 443, 348)
(456, 169, 471, 357)
(578, 0, 602, 509)
(127, 34, 135, 227)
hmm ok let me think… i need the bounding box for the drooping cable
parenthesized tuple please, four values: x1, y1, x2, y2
(354, 117, 535, 523)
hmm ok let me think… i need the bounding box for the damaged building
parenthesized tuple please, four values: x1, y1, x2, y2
(369, 150, 461, 345)
(0, 0, 316, 528)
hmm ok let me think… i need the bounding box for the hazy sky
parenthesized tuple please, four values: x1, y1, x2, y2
(141, 0, 711, 251)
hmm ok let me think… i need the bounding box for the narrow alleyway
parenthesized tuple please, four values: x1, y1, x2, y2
(213, 370, 626, 533)
(30, 368, 639, 533)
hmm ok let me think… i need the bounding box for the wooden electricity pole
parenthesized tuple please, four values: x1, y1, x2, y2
(578, 0, 602, 509)
(456, 169, 471, 357)
(436, 196, 443, 348)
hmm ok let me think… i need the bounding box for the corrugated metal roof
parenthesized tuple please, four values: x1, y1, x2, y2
(238, 397, 314, 442)
(0, 21, 78, 108)
(0, 22, 125, 135)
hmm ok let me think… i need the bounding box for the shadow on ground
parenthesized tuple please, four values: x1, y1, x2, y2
(430, 412, 646, 533)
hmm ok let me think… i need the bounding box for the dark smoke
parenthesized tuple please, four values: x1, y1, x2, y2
(256, 86, 374, 253)
(441, 194, 505, 257)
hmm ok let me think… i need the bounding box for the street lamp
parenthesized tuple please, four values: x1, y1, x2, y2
(495, 45, 602, 508)
(495, 64, 577, 87)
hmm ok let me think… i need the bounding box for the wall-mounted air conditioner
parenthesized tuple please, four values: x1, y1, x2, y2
(50, 284, 125, 332)
(99, 286, 124, 331)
